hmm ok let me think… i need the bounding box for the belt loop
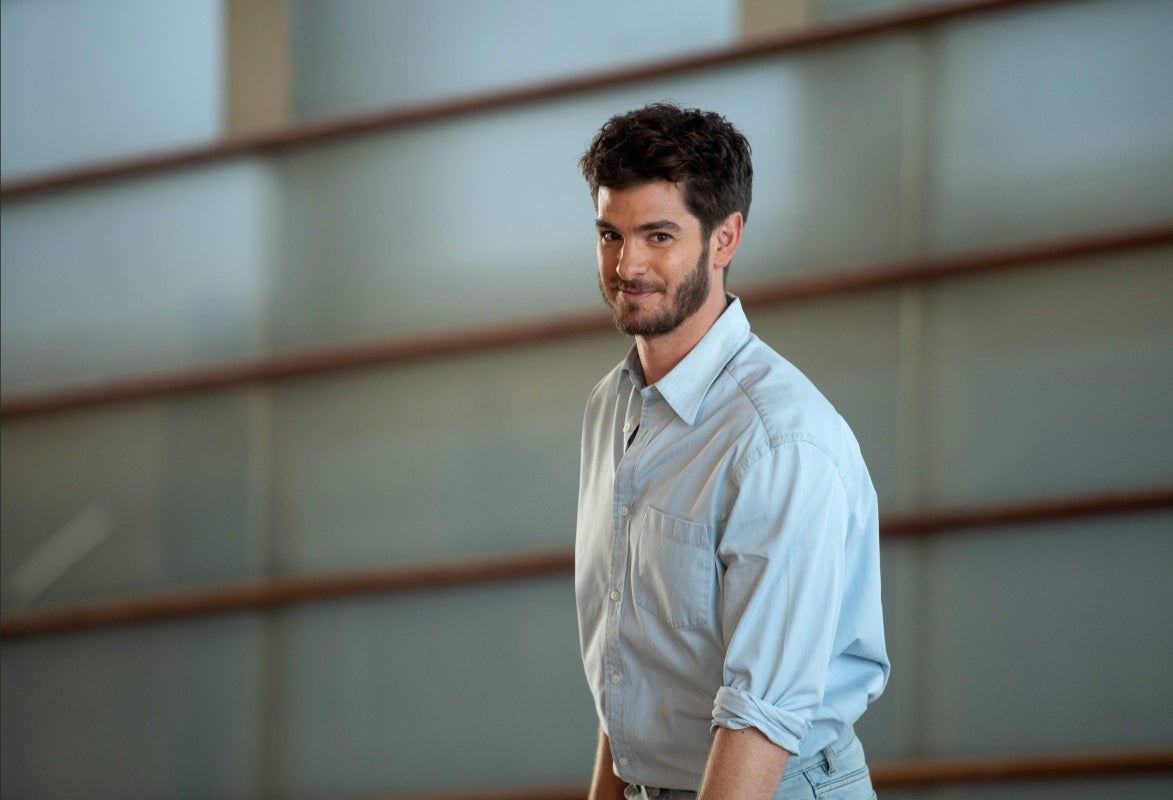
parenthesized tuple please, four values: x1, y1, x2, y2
(822, 741, 839, 776)
(638, 786, 650, 800)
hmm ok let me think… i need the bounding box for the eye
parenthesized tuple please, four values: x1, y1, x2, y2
(599, 230, 621, 243)
(651, 232, 674, 243)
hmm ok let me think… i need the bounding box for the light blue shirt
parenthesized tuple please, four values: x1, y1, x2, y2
(575, 297, 889, 790)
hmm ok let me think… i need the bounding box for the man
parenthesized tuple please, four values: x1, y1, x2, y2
(574, 104, 890, 800)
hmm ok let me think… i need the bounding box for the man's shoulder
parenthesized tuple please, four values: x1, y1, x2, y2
(720, 335, 843, 452)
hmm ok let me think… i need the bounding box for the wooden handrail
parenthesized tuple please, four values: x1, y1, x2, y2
(4, 219, 1169, 420)
(0, 549, 575, 639)
(0, 0, 1066, 199)
(870, 747, 1173, 787)
(0, 310, 610, 418)
(881, 485, 1173, 538)
(2, 485, 1168, 639)
(233, 748, 1173, 798)
(738, 219, 1173, 306)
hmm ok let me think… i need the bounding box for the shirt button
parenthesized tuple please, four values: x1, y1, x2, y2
(618, 757, 630, 766)
(619, 506, 629, 517)
(623, 423, 631, 433)
(610, 673, 621, 684)
(610, 590, 621, 602)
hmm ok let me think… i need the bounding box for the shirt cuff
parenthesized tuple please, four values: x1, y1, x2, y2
(711, 685, 810, 755)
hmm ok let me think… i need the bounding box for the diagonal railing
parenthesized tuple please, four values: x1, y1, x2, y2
(3, 485, 1169, 639)
(0, 0, 1071, 199)
(3, 219, 1170, 419)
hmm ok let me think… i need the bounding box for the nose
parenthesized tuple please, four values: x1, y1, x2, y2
(614, 242, 646, 282)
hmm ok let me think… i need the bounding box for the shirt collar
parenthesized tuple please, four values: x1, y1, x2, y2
(618, 294, 752, 425)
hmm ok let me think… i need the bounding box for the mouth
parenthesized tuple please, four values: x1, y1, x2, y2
(614, 282, 661, 305)
(620, 288, 656, 303)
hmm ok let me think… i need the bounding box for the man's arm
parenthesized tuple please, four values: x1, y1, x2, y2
(697, 726, 790, 800)
(589, 727, 628, 800)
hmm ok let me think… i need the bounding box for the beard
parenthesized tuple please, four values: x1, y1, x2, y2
(599, 242, 711, 338)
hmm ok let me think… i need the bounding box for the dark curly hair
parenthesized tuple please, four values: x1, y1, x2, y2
(579, 103, 753, 240)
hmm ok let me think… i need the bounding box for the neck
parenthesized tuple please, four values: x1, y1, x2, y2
(635, 292, 728, 385)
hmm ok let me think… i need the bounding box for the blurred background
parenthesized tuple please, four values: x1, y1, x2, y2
(2, 0, 1172, 798)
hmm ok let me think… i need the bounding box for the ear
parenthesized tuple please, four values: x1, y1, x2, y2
(710, 211, 744, 270)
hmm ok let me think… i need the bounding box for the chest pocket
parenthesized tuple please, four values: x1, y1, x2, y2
(632, 506, 713, 629)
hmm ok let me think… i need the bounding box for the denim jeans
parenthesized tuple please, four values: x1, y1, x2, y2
(624, 730, 877, 800)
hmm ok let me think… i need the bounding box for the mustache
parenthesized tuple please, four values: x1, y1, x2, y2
(609, 278, 665, 293)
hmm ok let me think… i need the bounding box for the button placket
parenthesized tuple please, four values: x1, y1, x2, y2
(604, 384, 650, 777)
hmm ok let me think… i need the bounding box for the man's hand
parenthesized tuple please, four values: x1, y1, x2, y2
(697, 726, 790, 800)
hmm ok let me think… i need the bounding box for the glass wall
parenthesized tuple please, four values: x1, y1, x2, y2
(0, 0, 223, 181)
(2, 1, 1171, 797)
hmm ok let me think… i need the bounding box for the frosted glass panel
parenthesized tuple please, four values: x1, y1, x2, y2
(0, 616, 264, 800)
(927, 0, 1173, 250)
(919, 513, 1173, 754)
(271, 334, 625, 573)
(292, 0, 738, 119)
(0, 0, 222, 180)
(738, 38, 909, 276)
(274, 41, 909, 349)
(856, 539, 925, 760)
(0, 161, 277, 394)
(921, 247, 1173, 507)
(748, 292, 904, 510)
(0, 392, 267, 612)
(273, 99, 601, 350)
(268, 576, 595, 796)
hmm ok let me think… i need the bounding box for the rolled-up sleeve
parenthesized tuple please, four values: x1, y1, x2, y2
(712, 439, 848, 755)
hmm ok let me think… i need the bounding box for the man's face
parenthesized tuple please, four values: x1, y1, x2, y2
(594, 181, 718, 338)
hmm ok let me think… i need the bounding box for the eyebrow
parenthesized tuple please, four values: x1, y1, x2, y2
(595, 218, 683, 233)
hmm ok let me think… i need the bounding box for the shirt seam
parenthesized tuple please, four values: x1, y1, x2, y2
(726, 363, 840, 472)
